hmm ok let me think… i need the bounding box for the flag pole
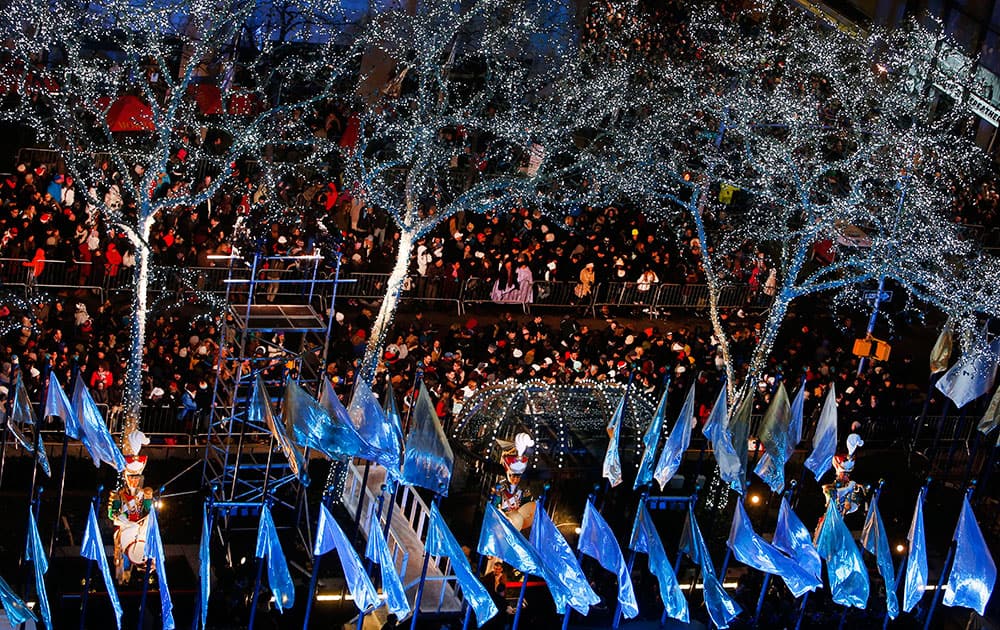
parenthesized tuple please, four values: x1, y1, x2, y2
(511, 485, 548, 630)
(922, 481, 976, 630)
(51, 362, 79, 555)
(660, 490, 699, 627)
(883, 477, 930, 629)
(248, 498, 272, 630)
(193, 492, 215, 630)
(79, 486, 103, 630)
(355, 488, 387, 630)
(461, 492, 495, 630)
(752, 481, 798, 626)
(0, 357, 16, 489)
(409, 493, 441, 630)
(26, 363, 49, 540)
(561, 486, 600, 630)
(382, 365, 422, 550)
(611, 486, 648, 630)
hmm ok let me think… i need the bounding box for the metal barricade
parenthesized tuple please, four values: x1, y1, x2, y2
(592, 282, 658, 314)
(339, 272, 390, 300)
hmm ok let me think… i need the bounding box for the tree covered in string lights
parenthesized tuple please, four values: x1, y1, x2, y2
(0, 0, 344, 428)
(341, 0, 629, 382)
(608, 0, 1000, 403)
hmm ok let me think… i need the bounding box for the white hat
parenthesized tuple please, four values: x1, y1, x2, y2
(514, 432, 535, 456)
(128, 430, 151, 456)
(151, 387, 165, 397)
(846, 433, 864, 456)
(512, 348, 523, 359)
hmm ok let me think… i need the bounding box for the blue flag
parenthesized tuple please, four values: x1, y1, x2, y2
(477, 504, 574, 608)
(861, 497, 899, 619)
(288, 378, 363, 460)
(788, 381, 805, 447)
(727, 501, 821, 597)
(530, 502, 599, 615)
(773, 497, 821, 582)
(364, 509, 410, 618)
(653, 382, 696, 490)
(348, 379, 403, 478)
(402, 383, 454, 496)
(603, 391, 626, 487)
(703, 388, 743, 493)
(25, 509, 52, 630)
(255, 505, 295, 613)
(72, 373, 126, 471)
(315, 503, 380, 613)
(45, 373, 79, 439)
(679, 504, 741, 628)
(729, 393, 753, 491)
(903, 491, 928, 613)
(754, 383, 792, 493)
(943, 496, 997, 616)
(936, 334, 1000, 408)
(0, 573, 35, 626)
(804, 384, 837, 481)
(251, 376, 308, 485)
(145, 508, 175, 629)
(578, 500, 638, 619)
(629, 502, 688, 623)
(198, 507, 210, 630)
(635, 386, 668, 489)
(816, 499, 869, 608)
(81, 504, 123, 629)
(7, 373, 35, 454)
(426, 503, 497, 627)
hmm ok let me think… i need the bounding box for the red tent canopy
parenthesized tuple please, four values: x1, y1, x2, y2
(106, 95, 154, 132)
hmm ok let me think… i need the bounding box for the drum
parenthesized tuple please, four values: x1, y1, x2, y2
(116, 515, 148, 565)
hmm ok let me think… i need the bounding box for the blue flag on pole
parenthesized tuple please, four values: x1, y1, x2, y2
(635, 386, 668, 489)
(629, 502, 688, 623)
(729, 393, 753, 491)
(477, 504, 573, 608)
(364, 509, 410, 618)
(653, 383, 696, 490)
(603, 391, 626, 487)
(45, 373, 78, 439)
(250, 376, 308, 485)
(256, 505, 295, 613)
(703, 388, 743, 493)
(81, 504, 123, 630)
(531, 502, 599, 615)
(727, 501, 821, 597)
(348, 379, 403, 478)
(198, 507, 210, 630)
(315, 503, 380, 613)
(861, 497, 899, 619)
(754, 383, 792, 493)
(8, 372, 36, 454)
(943, 496, 997, 616)
(0, 573, 35, 626)
(579, 500, 639, 619)
(903, 492, 928, 613)
(288, 378, 366, 461)
(936, 334, 1000, 409)
(72, 373, 126, 471)
(402, 383, 454, 496)
(816, 499, 869, 608)
(804, 385, 837, 481)
(788, 381, 805, 447)
(25, 509, 52, 630)
(145, 508, 175, 629)
(426, 503, 497, 627)
(679, 504, 741, 628)
(773, 497, 821, 582)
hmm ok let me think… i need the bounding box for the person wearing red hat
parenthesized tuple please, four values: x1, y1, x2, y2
(491, 433, 536, 531)
(110, 454, 153, 582)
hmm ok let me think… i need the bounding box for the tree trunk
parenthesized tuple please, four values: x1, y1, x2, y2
(359, 228, 415, 384)
(122, 216, 154, 436)
(690, 187, 736, 401)
(738, 289, 792, 406)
